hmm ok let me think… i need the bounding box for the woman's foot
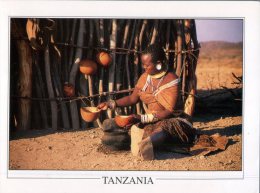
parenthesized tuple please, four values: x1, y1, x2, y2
(138, 137, 154, 160)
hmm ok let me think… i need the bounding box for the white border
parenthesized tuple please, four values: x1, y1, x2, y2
(1, 1, 259, 193)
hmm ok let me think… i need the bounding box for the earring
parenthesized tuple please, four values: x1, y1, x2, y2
(156, 63, 162, 70)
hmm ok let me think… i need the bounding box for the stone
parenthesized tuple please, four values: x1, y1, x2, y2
(130, 125, 144, 156)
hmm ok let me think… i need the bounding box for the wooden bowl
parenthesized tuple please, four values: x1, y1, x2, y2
(115, 115, 134, 127)
(96, 51, 112, 67)
(79, 59, 97, 75)
(63, 82, 75, 97)
(80, 107, 100, 122)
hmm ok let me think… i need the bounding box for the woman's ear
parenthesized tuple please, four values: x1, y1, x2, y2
(155, 61, 162, 70)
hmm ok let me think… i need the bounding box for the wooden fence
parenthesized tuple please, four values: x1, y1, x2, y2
(10, 18, 200, 130)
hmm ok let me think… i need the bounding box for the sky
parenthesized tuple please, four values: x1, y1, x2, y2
(195, 20, 243, 43)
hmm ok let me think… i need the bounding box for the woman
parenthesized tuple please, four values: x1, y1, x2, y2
(98, 44, 196, 160)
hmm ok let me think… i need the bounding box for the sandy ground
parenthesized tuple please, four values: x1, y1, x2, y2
(9, 42, 243, 171)
(10, 113, 242, 170)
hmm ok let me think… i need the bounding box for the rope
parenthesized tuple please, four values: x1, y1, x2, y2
(10, 88, 135, 102)
(54, 42, 200, 55)
(11, 37, 200, 55)
(10, 89, 202, 104)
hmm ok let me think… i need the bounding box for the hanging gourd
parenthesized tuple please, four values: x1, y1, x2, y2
(96, 51, 112, 67)
(63, 82, 75, 97)
(79, 59, 97, 75)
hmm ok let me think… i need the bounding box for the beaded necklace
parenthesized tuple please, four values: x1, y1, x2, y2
(149, 73, 166, 92)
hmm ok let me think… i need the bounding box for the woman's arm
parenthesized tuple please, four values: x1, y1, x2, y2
(98, 73, 147, 110)
(115, 87, 140, 107)
(154, 109, 173, 120)
(97, 87, 140, 110)
(132, 109, 173, 123)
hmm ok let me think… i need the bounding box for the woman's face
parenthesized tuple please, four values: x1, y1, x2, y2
(141, 54, 158, 75)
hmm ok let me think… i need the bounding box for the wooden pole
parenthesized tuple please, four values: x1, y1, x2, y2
(134, 20, 142, 115)
(98, 19, 105, 96)
(116, 20, 130, 91)
(176, 20, 183, 77)
(184, 19, 200, 117)
(69, 19, 85, 130)
(34, 52, 48, 129)
(52, 43, 71, 129)
(44, 45, 58, 130)
(107, 19, 117, 118)
(150, 20, 159, 44)
(174, 20, 185, 110)
(139, 19, 147, 52)
(68, 20, 78, 70)
(181, 21, 187, 104)
(84, 20, 102, 128)
(124, 20, 137, 114)
(165, 20, 171, 62)
(16, 40, 33, 130)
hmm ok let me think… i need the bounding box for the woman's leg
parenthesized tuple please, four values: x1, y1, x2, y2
(150, 130, 171, 147)
(138, 130, 170, 160)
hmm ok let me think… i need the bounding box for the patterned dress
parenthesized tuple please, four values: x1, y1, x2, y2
(135, 72, 197, 144)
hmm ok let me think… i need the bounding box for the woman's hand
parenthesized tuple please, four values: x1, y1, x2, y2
(123, 114, 141, 129)
(130, 114, 141, 121)
(97, 102, 108, 110)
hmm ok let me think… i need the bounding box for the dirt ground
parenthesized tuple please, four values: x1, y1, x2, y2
(9, 41, 243, 171)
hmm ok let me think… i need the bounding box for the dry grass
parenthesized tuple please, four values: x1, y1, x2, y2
(196, 41, 243, 90)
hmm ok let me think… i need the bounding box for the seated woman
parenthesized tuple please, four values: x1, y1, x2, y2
(98, 43, 197, 160)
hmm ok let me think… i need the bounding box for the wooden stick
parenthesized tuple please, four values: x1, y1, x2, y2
(165, 20, 171, 61)
(68, 20, 77, 70)
(69, 19, 85, 130)
(44, 45, 58, 130)
(176, 20, 183, 77)
(98, 19, 105, 95)
(107, 19, 117, 118)
(150, 19, 159, 44)
(125, 20, 137, 114)
(133, 20, 141, 85)
(16, 39, 33, 130)
(173, 31, 178, 71)
(52, 42, 71, 129)
(126, 20, 136, 90)
(85, 20, 102, 128)
(34, 52, 48, 129)
(116, 20, 130, 91)
(138, 19, 148, 114)
(91, 19, 103, 128)
(180, 21, 187, 104)
(184, 19, 200, 117)
(64, 19, 71, 82)
(134, 20, 142, 115)
(139, 19, 147, 51)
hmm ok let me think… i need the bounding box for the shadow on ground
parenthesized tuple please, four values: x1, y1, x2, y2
(200, 124, 242, 137)
(10, 127, 97, 141)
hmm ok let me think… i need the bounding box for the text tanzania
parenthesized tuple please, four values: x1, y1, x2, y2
(102, 176, 154, 184)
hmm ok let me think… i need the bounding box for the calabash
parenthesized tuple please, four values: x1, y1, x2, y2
(80, 107, 101, 122)
(96, 51, 112, 67)
(79, 59, 97, 75)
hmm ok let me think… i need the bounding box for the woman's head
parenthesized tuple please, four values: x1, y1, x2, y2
(141, 44, 166, 75)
